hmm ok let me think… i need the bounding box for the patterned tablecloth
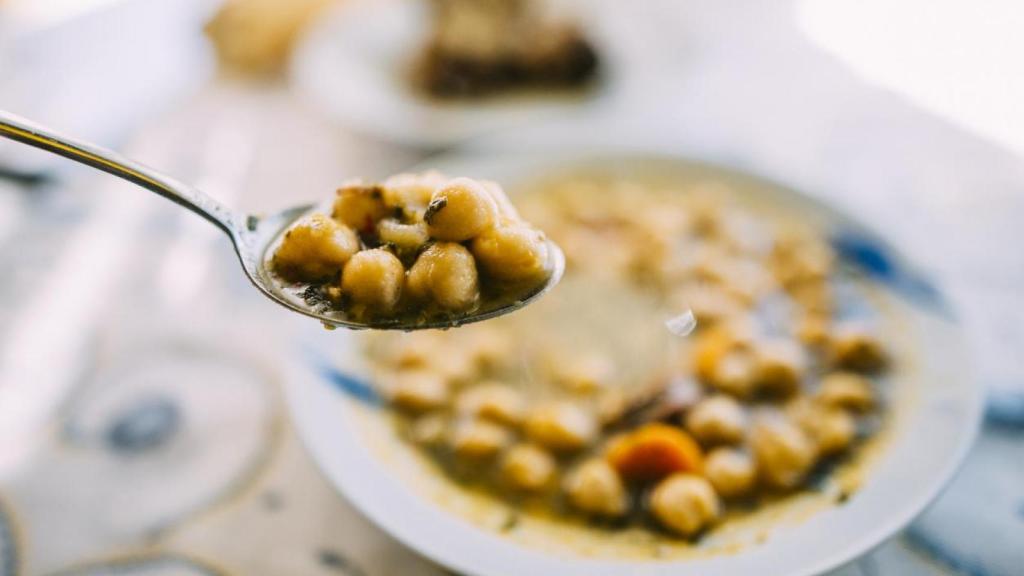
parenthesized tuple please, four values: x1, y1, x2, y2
(0, 1, 1021, 575)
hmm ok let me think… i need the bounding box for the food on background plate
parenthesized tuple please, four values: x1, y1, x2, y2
(205, 0, 335, 75)
(416, 0, 599, 98)
(271, 173, 554, 326)
(364, 171, 892, 541)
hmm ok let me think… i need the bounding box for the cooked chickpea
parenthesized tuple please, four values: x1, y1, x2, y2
(685, 395, 747, 445)
(332, 184, 390, 233)
(804, 408, 856, 455)
(382, 171, 444, 214)
(450, 419, 511, 459)
(377, 219, 429, 253)
(772, 237, 834, 288)
(710, 348, 758, 398)
(673, 284, 744, 326)
(481, 180, 521, 223)
(605, 423, 704, 482)
(693, 325, 755, 396)
(649, 473, 720, 537)
(750, 415, 817, 489)
(455, 383, 526, 427)
(704, 448, 756, 498)
(340, 248, 405, 312)
(828, 326, 887, 372)
(796, 313, 831, 347)
(754, 339, 807, 397)
(564, 459, 628, 518)
(386, 370, 450, 413)
(595, 389, 629, 427)
(422, 346, 478, 385)
(461, 326, 512, 371)
(471, 224, 550, 283)
(552, 352, 615, 393)
(817, 372, 875, 412)
(790, 281, 833, 316)
(410, 413, 449, 447)
(385, 332, 443, 368)
(424, 177, 498, 241)
(273, 213, 359, 282)
(524, 402, 598, 452)
(501, 444, 557, 491)
(406, 242, 480, 311)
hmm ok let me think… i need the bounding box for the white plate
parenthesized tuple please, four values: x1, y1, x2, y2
(288, 0, 612, 148)
(285, 151, 982, 576)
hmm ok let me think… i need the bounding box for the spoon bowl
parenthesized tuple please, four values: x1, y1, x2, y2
(0, 110, 564, 330)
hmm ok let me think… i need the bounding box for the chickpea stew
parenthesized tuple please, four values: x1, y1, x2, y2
(362, 168, 895, 543)
(270, 173, 555, 327)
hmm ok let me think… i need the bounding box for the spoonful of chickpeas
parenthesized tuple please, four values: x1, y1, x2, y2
(0, 110, 564, 330)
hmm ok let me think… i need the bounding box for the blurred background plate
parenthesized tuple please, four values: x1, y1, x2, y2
(289, 0, 615, 148)
(286, 149, 982, 576)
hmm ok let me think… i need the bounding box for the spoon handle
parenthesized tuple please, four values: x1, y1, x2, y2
(0, 109, 240, 236)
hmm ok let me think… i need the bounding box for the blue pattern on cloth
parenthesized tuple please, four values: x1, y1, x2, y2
(903, 422, 1024, 576)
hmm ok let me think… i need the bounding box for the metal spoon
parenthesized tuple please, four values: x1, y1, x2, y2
(0, 110, 564, 330)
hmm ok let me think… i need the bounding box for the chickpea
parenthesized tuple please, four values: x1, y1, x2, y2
(480, 180, 521, 223)
(673, 284, 744, 327)
(605, 423, 704, 482)
(424, 177, 498, 241)
(692, 324, 754, 393)
(273, 213, 359, 282)
(340, 248, 405, 312)
(455, 383, 526, 427)
(386, 370, 450, 413)
(470, 224, 550, 283)
(410, 413, 449, 447)
(685, 395, 747, 445)
(750, 415, 817, 489)
(704, 448, 756, 498)
(332, 184, 389, 233)
(649, 473, 720, 537)
(828, 325, 887, 373)
(772, 237, 834, 289)
(423, 347, 478, 386)
(377, 219, 429, 254)
(710, 348, 758, 398)
(790, 281, 833, 316)
(501, 444, 557, 492)
(461, 326, 512, 371)
(595, 389, 629, 427)
(552, 352, 615, 393)
(754, 339, 807, 397)
(796, 313, 831, 348)
(524, 401, 598, 453)
(384, 332, 444, 368)
(805, 408, 856, 456)
(406, 242, 480, 311)
(450, 419, 511, 459)
(711, 258, 774, 305)
(686, 182, 728, 237)
(382, 171, 444, 214)
(564, 459, 628, 518)
(817, 372, 875, 412)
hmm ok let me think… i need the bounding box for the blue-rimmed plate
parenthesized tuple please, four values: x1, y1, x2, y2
(285, 152, 981, 576)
